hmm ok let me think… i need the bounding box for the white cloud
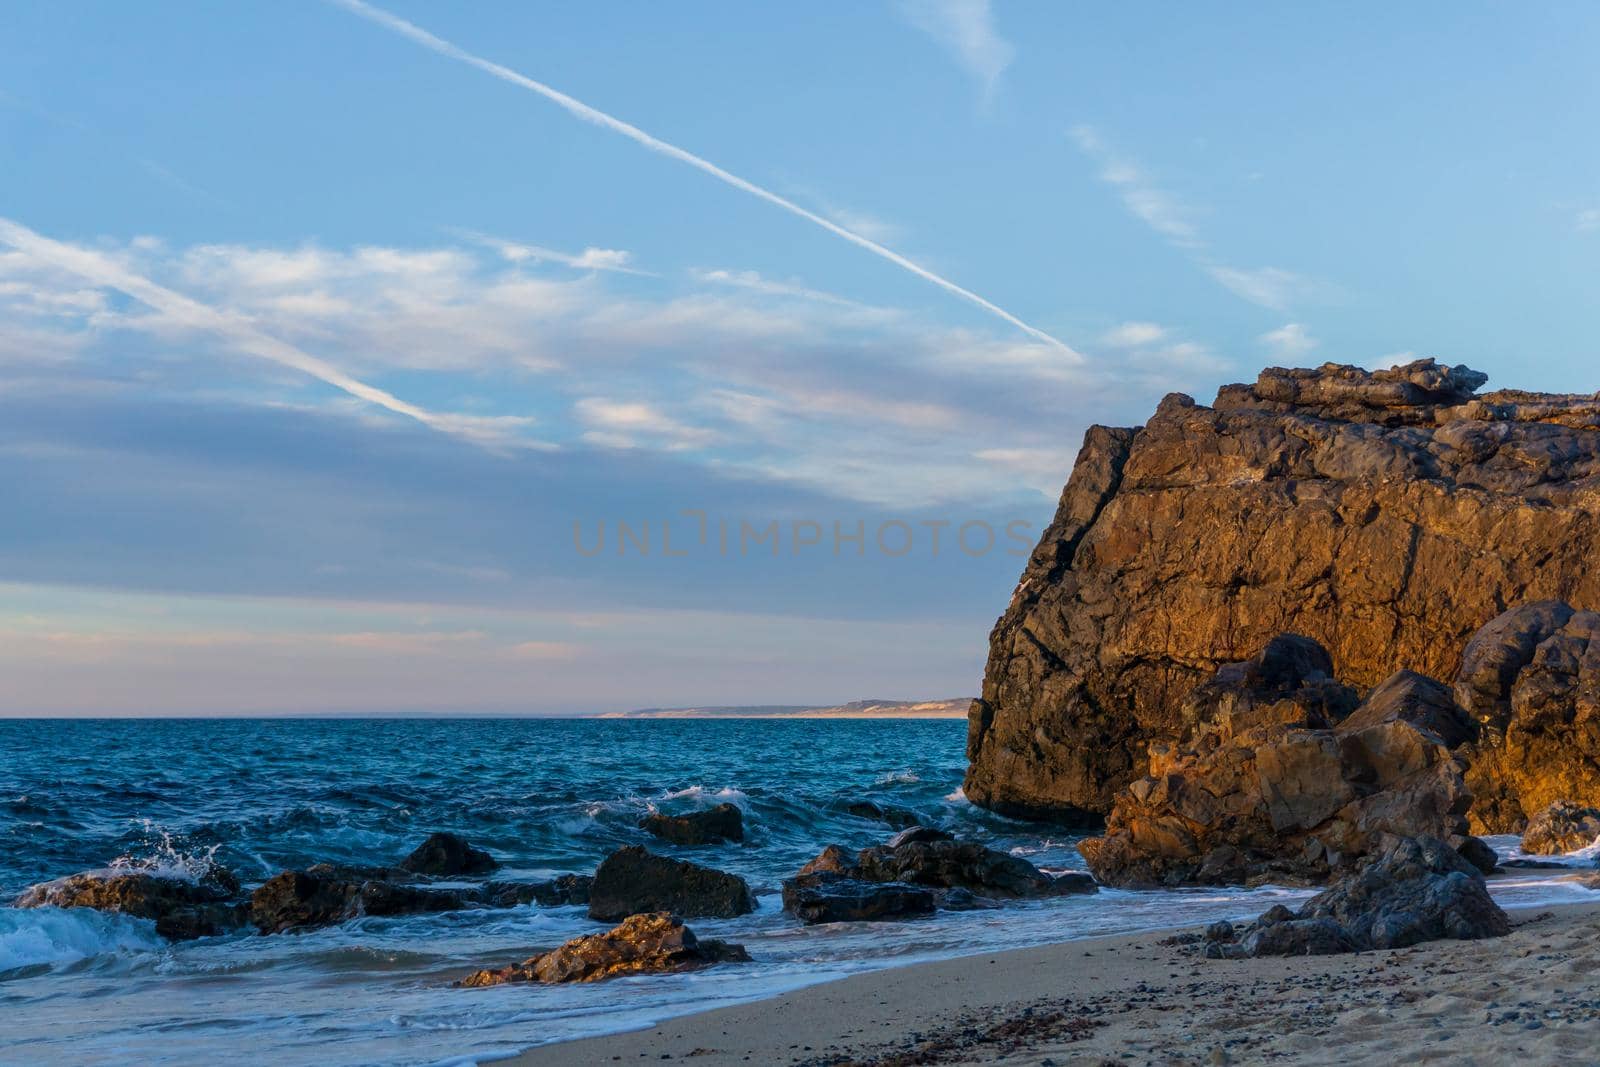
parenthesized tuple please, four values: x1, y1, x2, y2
(1069, 125, 1317, 313)
(574, 397, 718, 450)
(897, 0, 1015, 105)
(1101, 321, 1167, 347)
(458, 229, 651, 275)
(690, 268, 861, 308)
(1260, 322, 1318, 361)
(1578, 208, 1599, 233)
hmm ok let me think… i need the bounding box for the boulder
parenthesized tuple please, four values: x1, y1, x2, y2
(964, 360, 1600, 826)
(14, 869, 247, 941)
(398, 832, 498, 876)
(1454, 605, 1600, 832)
(639, 803, 745, 846)
(459, 913, 749, 986)
(1079, 639, 1479, 887)
(886, 825, 954, 847)
(249, 869, 472, 933)
(854, 839, 1091, 898)
(781, 874, 936, 924)
(1211, 835, 1508, 958)
(1520, 801, 1600, 855)
(586, 846, 753, 922)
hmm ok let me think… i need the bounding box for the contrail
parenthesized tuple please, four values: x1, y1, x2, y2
(0, 217, 517, 446)
(331, 0, 1080, 357)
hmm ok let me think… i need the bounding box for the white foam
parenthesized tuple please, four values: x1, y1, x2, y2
(0, 907, 164, 972)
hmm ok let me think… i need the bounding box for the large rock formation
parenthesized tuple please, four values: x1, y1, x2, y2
(1078, 639, 1481, 886)
(966, 360, 1600, 829)
(586, 846, 754, 922)
(15, 868, 247, 941)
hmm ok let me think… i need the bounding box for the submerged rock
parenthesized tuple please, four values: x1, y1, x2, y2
(1211, 835, 1509, 958)
(14, 869, 247, 941)
(479, 874, 594, 908)
(1519, 800, 1600, 855)
(460, 913, 750, 986)
(843, 801, 924, 829)
(964, 360, 1600, 826)
(639, 803, 745, 845)
(885, 825, 954, 847)
(586, 846, 753, 922)
(398, 832, 498, 877)
(1079, 638, 1481, 887)
(781, 874, 936, 925)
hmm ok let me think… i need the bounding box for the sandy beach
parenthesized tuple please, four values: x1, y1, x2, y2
(513, 900, 1600, 1066)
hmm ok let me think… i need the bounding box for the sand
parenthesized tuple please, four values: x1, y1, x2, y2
(506, 901, 1600, 1066)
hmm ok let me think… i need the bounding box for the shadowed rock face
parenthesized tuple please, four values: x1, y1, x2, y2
(639, 803, 745, 845)
(459, 913, 750, 986)
(586, 846, 754, 922)
(966, 360, 1600, 827)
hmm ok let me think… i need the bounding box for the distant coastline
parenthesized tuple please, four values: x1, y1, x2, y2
(594, 698, 971, 720)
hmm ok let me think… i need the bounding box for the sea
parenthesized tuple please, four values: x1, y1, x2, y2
(2, 717, 1597, 1066)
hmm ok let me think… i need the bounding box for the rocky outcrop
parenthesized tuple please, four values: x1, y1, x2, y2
(781, 874, 937, 924)
(398, 832, 498, 876)
(249, 867, 473, 933)
(799, 839, 1095, 901)
(966, 360, 1600, 827)
(586, 846, 754, 922)
(639, 803, 745, 845)
(1454, 603, 1600, 832)
(14, 868, 247, 941)
(1079, 639, 1484, 886)
(459, 913, 750, 987)
(1519, 801, 1600, 855)
(1210, 835, 1509, 957)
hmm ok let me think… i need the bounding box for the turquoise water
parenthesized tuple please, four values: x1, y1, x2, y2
(1, 718, 1594, 1066)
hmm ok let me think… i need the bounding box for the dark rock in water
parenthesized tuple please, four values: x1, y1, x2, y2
(587, 846, 753, 922)
(398, 832, 498, 876)
(1500, 857, 1570, 869)
(797, 844, 855, 877)
(886, 825, 954, 848)
(1519, 801, 1600, 855)
(781, 873, 935, 924)
(844, 801, 923, 829)
(479, 874, 594, 908)
(638, 803, 745, 846)
(964, 360, 1600, 827)
(1079, 638, 1475, 888)
(1211, 835, 1509, 958)
(855, 839, 1087, 898)
(249, 869, 472, 933)
(1049, 872, 1098, 895)
(459, 912, 749, 986)
(13, 869, 247, 941)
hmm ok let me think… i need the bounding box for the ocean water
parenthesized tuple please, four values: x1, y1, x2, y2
(2, 718, 1597, 1067)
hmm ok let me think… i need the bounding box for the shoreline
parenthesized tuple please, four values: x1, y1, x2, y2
(501, 899, 1600, 1066)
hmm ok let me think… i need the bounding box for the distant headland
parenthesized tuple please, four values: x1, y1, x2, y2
(595, 698, 970, 720)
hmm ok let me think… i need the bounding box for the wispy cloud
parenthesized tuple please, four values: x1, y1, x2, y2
(691, 268, 863, 308)
(1069, 125, 1318, 313)
(456, 228, 653, 275)
(0, 217, 534, 448)
(1578, 208, 1600, 233)
(332, 0, 1078, 355)
(897, 0, 1015, 106)
(574, 396, 718, 451)
(1260, 322, 1318, 361)
(1100, 321, 1167, 347)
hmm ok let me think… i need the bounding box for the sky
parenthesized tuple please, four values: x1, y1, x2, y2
(1, 1, 1597, 715)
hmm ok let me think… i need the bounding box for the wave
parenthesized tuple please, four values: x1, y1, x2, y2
(0, 907, 164, 974)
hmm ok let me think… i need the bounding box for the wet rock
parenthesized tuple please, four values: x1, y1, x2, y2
(639, 803, 745, 846)
(14, 869, 247, 941)
(844, 801, 923, 829)
(886, 825, 954, 848)
(586, 846, 753, 922)
(1213, 835, 1509, 958)
(1450, 834, 1501, 875)
(460, 912, 749, 986)
(964, 359, 1600, 826)
(781, 873, 936, 924)
(479, 874, 594, 908)
(855, 839, 1088, 898)
(249, 869, 471, 933)
(1520, 801, 1600, 855)
(398, 832, 498, 876)
(797, 844, 856, 877)
(1079, 639, 1474, 887)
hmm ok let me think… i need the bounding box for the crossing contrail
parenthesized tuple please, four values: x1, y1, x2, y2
(331, 0, 1080, 357)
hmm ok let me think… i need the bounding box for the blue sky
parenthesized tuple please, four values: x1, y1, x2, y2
(2, 1, 1596, 714)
